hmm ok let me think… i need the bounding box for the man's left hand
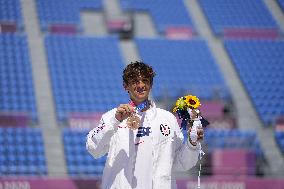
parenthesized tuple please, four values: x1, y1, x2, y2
(188, 127, 204, 146)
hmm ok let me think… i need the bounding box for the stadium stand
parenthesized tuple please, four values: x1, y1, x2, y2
(36, 0, 103, 31)
(199, 0, 279, 35)
(135, 38, 229, 100)
(0, 127, 47, 176)
(36, 0, 80, 31)
(0, 34, 37, 120)
(120, 0, 195, 34)
(224, 40, 284, 125)
(45, 35, 128, 121)
(0, 0, 23, 28)
(62, 128, 106, 176)
(204, 128, 263, 176)
(205, 129, 263, 157)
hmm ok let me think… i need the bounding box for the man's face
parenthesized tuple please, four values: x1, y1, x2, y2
(124, 76, 152, 104)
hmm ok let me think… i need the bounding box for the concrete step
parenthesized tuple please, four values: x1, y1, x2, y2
(21, 0, 67, 176)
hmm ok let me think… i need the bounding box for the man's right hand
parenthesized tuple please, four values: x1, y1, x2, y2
(115, 104, 135, 122)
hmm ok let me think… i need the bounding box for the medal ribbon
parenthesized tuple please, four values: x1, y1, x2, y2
(129, 100, 149, 113)
(127, 100, 149, 130)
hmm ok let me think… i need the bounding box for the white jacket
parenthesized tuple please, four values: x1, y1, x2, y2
(86, 102, 200, 189)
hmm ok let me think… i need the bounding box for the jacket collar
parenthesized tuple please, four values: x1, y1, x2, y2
(145, 100, 157, 121)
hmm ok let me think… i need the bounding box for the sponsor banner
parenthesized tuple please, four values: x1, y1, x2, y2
(166, 27, 193, 39)
(176, 176, 284, 189)
(0, 112, 29, 127)
(206, 117, 235, 129)
(224, 28, 279, 39)
(212, 149, 256, 175)
(107, 19, 131, 33)
(199, 101, 236, 129)
(49, 24, 78, 34)
(1, 177, 284, 189)
(0, 178, 100, 189)
(68, 113, 103, 130)
(0, 22, 17, 33)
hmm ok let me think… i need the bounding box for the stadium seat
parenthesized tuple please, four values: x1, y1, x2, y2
(45, 35, 128, 121)
(199, 0, 279, 35)
(204, 129, 263, 157)
(62, 128, 107, 176)
(120, 0, 195, 33)
(0, 34, 37, 120)
(36, 0, 103, 31)
(0, 0, 23, 28)
(135, 38, 230, 100)
(224, 40, 284, 125)
(0, 127, 47, 176)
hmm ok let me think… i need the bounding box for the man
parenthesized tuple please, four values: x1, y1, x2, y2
(86, 61, 204, 189)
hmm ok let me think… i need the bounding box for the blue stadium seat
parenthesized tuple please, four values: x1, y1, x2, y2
(225, 40, 284, 125)
(0, 0, 23, 27)
(120, 0, 195, 33)
(0, 34, 37, 120)
(0, 127, 47, 176)
(204, 129, 263, 157)
(62, 128, 107, 176)
(135, 38, 229, 100)
(45, 35, 128, 120)
(80, 0, 103, 10)
(36, 0, 103, 31)
(199, 0, 279, 34)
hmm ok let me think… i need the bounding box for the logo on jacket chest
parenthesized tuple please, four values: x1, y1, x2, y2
(136, 126, 151, 137)
(160, 124, 171, 136)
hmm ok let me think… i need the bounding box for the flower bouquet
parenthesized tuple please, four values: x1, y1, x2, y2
(173, 95, 209, 131)
(173, 94, 209, 189)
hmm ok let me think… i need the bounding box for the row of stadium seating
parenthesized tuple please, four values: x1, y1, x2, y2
(36, 0, 103, 31)
(204, 129, 263, 157)
(45, 35, 128, 120)
(2, 0, 280, 37)
(0, 34, 37, 120)
(63, 128, 106, 176)
(120, 0, 195, 33)
(0, 0, 22, 27)
(0, 0, 284, 37)
(123, 0, 281, 35)
(135, 38, 229, 100)
(0, 128, 47, 176)
(46, 36, 230, 120)
(199, 0, 279, 34)
(225, 40, 284, 125)
(1, 33, 284, 126)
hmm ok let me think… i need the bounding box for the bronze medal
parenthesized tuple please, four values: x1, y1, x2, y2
(126, 100, 149, 130)
(127, 114, 140, 130)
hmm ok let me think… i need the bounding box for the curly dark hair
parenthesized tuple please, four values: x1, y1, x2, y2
(123, 61, 156, 85)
